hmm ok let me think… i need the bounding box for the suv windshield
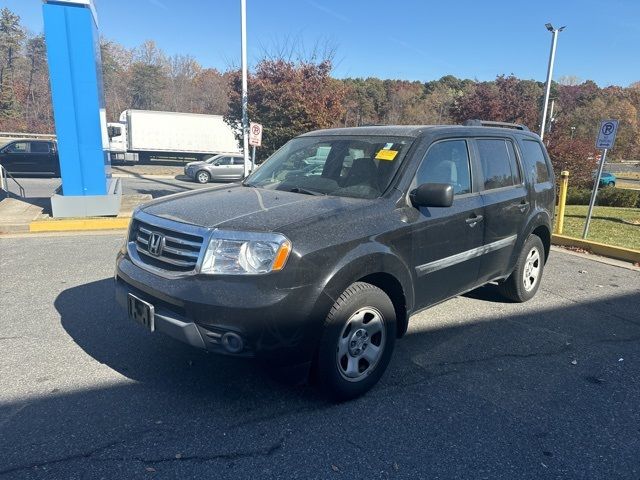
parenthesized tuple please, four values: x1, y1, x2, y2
(245, 135, 413, 199)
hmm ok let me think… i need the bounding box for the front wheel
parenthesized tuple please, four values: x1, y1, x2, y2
(316, 282, 396, 401)
(497, 234, 545, 302)
(195, 170, 210, 184)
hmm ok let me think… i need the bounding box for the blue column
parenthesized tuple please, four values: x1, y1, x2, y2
(43, 0, 109, 196)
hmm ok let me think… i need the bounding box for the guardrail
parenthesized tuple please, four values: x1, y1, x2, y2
(0, 132, 56, 140)
(0, 165, 26, 197)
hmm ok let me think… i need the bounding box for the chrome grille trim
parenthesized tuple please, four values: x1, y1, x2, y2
(161, 244, 200, 258)
(139, 226, 202, 248)
(127, 210, 209, 278)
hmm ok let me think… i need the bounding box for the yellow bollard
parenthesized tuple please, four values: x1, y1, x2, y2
(555, 170, 570, 234)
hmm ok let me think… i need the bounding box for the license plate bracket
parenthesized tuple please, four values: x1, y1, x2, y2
(127, 293, 155, 332)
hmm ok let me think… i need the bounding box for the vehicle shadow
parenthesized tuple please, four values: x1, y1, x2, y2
(54, 278, 282, 396)
(462, 283, 512, 303)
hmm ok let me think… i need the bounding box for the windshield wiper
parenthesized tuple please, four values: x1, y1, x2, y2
(289, 187, 326, 196)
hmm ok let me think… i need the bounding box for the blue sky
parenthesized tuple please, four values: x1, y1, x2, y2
(4, 0, 640, 86)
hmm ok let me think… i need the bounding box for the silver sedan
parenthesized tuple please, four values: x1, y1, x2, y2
(184, 154, 247, 183)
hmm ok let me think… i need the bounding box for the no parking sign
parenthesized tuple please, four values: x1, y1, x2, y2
(249, 123, 263, 147)
(595, 120, 618, 150)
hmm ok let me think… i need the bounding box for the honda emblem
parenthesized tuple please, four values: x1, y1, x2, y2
(147, 232, 164, 256)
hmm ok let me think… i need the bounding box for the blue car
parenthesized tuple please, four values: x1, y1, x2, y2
(599, 171, 616, 187)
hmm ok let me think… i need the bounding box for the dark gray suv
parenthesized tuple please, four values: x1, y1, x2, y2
(115, 121, 555, 400)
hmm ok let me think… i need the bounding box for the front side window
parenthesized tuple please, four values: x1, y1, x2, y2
(215, 157, 231, 166)
(30, 142, 50, 154)
(245, 135, 414, 199)
(415, 140, 471, 195)
(6, 142, 29, 153)
(476, 139, 520, 190)
(520, 140, 550, 183)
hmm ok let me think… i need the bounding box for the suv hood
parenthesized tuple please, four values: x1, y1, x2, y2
(140, 184, 374, 232)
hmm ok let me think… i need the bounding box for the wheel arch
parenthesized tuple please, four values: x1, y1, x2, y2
(519, 210, 552, 261)
(315, 247, 414, 340)
(530, 222, 551, 261)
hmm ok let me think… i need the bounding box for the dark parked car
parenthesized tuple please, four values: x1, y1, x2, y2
(115, 121, 555, 400)
(0, 139, 59, 177)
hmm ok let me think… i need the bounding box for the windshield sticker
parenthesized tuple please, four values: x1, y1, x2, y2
(375, 149, 398, 161)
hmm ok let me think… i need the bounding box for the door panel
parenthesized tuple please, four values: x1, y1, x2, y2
(479, 186, 528, 282)
(473, 138, 529, 282)
(409, 138, 484, 308)
(30, 141, 54, 174)
(211, 157, 232, 179)
(1, 142, 30, 174)
(231, 158, 245, 178)
(412, 195, 485, 307)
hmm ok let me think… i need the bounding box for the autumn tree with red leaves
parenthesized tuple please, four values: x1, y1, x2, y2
(226, 58, 347, 159)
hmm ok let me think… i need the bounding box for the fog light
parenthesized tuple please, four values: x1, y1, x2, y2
(221, 332, 244, 353)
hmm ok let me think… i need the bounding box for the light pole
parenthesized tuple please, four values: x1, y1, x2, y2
(240, 0, 250, 177)
(539, 23, 565, 140)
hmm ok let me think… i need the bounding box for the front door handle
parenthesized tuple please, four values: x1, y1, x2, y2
(465, 214, 483, 227)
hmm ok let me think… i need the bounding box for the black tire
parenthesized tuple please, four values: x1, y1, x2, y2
(316, 282, 396, 401)
(195, 170, 210, 184)
(497, 234, 545, 303)
(608, 181, 615, 187)
(138, 153, 151, 164)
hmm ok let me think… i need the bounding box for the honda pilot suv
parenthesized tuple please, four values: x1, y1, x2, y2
(115, 120, 555, 400)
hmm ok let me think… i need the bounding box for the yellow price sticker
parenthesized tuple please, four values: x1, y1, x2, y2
(375, 149, 398, 161)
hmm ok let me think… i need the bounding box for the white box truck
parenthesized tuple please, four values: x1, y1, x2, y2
(107, 110, 240, 163)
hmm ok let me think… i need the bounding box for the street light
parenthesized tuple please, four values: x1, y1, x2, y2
(240, 0, 250, 177)
(539, 23, 566, 140)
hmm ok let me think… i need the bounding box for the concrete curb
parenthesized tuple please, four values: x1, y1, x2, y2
(111, 173, 177, 179)
(30, 217, 130, 233)
(551, 234, 640, 263)
(550, 246, 640, 272)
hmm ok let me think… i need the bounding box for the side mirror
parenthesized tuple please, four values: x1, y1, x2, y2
(410, 183, 454, 208)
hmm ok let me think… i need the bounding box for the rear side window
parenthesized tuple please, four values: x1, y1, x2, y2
(31, 142, 50, 153)
(520, 140, 550, 183)
(476, 139, 520, 190)
(232, 157, 244, 165)
(416, 140, 471, 195)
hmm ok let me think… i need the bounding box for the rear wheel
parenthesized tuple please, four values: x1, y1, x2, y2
(608, 181, 615, 187)
(196, 170, 210, 184)
(497, 234, 545, 302)
(316, 282, 396, 401)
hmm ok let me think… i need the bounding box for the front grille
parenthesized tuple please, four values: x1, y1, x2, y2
(130, 219, 204, 273)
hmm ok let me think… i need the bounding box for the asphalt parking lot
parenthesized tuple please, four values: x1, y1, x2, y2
(0, 234, 639, 479)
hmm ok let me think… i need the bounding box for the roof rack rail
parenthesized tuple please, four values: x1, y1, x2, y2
(463, 120, 530, 131)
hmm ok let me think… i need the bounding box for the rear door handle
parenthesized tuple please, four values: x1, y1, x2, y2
(518, 201, 530, 212)
(465, 214, 483, 227)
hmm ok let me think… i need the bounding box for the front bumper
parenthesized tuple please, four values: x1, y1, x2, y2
(115, 251, 326, 365)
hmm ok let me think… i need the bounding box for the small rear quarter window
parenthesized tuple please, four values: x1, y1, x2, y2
(521, 140, 550, 183)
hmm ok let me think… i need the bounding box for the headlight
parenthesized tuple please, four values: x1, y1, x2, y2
(200, 231, 292, 275)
